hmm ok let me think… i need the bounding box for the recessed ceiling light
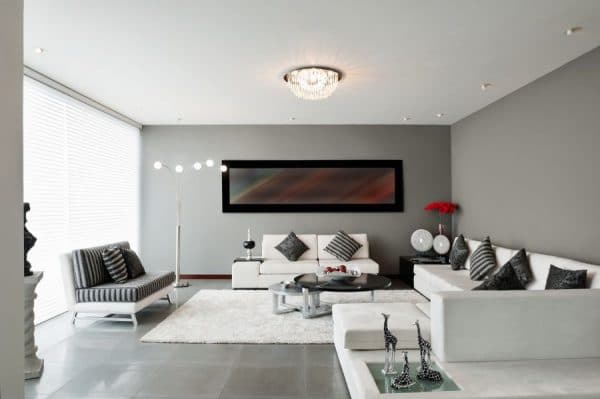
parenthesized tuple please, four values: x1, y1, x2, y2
(481, 82, 493, 91)
(403, 116, 411, 121)
(34, 47, 45, 54)
(177, 117, 183, 123)
(289, 117, 296, 121)
(565, 26, 583, 36)
(436, 113, 445, 118)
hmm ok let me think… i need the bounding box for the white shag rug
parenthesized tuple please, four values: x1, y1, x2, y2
(141, 289, 426, 344)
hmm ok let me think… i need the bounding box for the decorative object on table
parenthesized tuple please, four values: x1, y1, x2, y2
(469, 236, 497, 281)
(410, 229, 433, 253)
(415, 320, 442, 382)
(242, 228, 256, 260)
(432, 234, 451, 256)
(324, 230, 363, 262)
(545, 264, 587, 289)
(275, 231, 309, 261)
(153, 159, 222, 288)
(381, 313, 399, 375)
(221, 160, 404, 213)
(424, 201, 458, 235)
(23, 203, 37, 276)
(24, 271, 44, 379)
(449, 234, 469, 270)
(391, 351, 416, 389)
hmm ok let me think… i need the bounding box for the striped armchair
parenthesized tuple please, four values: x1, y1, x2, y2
(60, 242, 174, 326)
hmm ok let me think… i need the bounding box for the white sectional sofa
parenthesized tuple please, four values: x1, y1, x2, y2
(332, 236, 600, 398)
(231, 233, 379, 289)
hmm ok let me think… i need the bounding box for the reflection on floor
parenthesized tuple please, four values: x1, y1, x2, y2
(26, 279, 356, 399)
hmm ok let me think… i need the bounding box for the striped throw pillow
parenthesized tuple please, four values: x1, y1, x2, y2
(324, 231, 363, 262)
(469, 237, 496, 281)
(102, 247, 128, 284)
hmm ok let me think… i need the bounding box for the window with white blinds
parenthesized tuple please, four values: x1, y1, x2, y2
(23, 77, 140, 324)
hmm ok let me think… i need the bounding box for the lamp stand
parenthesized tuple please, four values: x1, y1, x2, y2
(173, 173, 188, 288)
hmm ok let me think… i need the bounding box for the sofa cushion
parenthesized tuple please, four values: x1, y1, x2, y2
(333, 302, 430, 350)
(275, 232, 309, 261)
(527, 253, 600, 290)
(414, 265, 480, 292)
(319, 259, 379, 274)
(463, 238, 482, 270)
(318, 233, 370, 260)
(449, 234, 469, 270)
(75, 271, 174, 302)
(469, 237, 497, 280)
(121, 248, 146, 279)
(506, 249, 533, 286)
(473, 262, 525, 290)
(72, 242, 130, 289)
(102, 247, 128, 283)
(259, 259, 319, 275)
(262, 234, 317, 260)
(545, 265, 587, 289)
(324, 231, 363, 262)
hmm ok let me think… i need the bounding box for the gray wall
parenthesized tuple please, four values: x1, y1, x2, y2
(0, 0, 24, 397)
(141, 125, 450, 275)
(452, 46, 600, 264)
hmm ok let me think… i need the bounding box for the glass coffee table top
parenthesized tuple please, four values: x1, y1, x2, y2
(367, 362, 461, 394)
(294, 273, 392, 292)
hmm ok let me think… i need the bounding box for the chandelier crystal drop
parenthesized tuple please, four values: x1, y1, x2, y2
(284, 67, 341, 100)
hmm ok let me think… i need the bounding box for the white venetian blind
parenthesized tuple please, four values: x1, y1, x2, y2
(23, 77, 140, 324)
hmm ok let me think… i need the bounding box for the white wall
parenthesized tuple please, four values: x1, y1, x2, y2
(0, 0, 24, 397)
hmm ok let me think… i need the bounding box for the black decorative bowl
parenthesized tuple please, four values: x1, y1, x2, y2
(243, 240, 255, 250)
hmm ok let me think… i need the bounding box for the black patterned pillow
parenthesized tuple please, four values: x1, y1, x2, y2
(102, 247, 128, 283)
(449, 234, 469, 270)
(275, 232, 309, 261)
(545, 265, 587, 289)
(121, 248, 146, 279)
(506, 249, 533, 287)
(324, 231, 363, 262)
(473, 262, 525, 290)
(469, 237, 496, 281)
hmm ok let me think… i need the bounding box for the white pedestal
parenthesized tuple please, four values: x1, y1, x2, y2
(24, 271, 44, 380)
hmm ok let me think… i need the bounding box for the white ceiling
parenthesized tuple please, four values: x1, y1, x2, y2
(25, 0, 600, 125)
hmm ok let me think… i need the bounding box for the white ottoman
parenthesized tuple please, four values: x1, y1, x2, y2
(332, 302, 430, 350)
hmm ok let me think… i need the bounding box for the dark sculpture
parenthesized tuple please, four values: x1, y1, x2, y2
(392, 351, 415, 389)
(415, 320, 443, 382)
(243, 240, 256, 260)
(24, 203, 37, 276)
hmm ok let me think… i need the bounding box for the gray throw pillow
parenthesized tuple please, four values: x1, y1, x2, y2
(469, 237, 496, 281)
(102, 247, 128, 284)
(449, 234, 469, 270)
(324, 231, 362, 262)
(506, 249, 532, 287)
(473, 262, 525, 290)
(121, 248, 146, 279)
(275, 232, 309, 261)
(545, 265, 587, 289)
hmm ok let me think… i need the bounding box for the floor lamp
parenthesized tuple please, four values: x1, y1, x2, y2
(153, 159, 223, 288)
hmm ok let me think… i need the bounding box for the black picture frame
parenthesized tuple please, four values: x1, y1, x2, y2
(221, 160, 404, 213)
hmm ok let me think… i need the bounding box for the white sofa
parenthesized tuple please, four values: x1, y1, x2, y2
(231, 233, 379, 289)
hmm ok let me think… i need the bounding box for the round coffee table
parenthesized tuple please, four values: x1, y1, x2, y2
(268, 283, 330, 319)
(294, 273, 392, 316)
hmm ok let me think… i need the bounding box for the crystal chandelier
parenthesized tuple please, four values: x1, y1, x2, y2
(283, 67, 341, 100)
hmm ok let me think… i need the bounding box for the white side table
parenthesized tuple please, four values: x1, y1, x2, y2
(24, 271, 44, 379)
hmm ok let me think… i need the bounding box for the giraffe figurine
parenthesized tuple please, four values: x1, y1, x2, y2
(391, 351, 415, 389)
(415, 320, 443, 382)
(381, 313, 398, 375)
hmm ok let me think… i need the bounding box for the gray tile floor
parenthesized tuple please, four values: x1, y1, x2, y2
(26, 280, 362, 399)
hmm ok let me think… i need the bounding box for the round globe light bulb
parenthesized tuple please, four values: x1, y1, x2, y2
(153, 161, 163, 170)
(220, 165, 228, 172)
(175, 165, 184, 173)
(193, 162, 202, 170)
(206, 159, 215, 167)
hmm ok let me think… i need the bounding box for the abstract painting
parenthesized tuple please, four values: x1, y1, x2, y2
(222, 160, 403, 212)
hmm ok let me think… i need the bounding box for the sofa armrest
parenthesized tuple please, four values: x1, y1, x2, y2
(59, 252, 77, 310)
(431, 289, 600, 362)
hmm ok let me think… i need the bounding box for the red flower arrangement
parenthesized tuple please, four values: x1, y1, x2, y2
(424, 201, 458, 235)
(424, 201, 458, 215)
